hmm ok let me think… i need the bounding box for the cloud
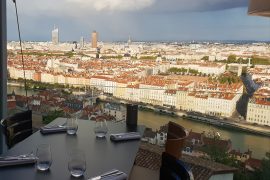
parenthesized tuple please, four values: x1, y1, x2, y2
(8, 0, 264, 42)
(10, 0, 247, 16)
(146, 0, 247, 13)
(69, 0, 155, 11)
(11, 0, 155, 16)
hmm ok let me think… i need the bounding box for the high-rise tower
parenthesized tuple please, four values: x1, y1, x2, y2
(128, 35, 131, 46)
(91, 31, 98, 48)
(52, 25, 59, 45)
(80, 36, 84, 49)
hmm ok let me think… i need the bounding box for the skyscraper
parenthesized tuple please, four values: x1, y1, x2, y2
(128, 35, 131, 46)
(52, 26, 59, 45)
(91, 31, 98, 48)
(80, 36, 84, 49)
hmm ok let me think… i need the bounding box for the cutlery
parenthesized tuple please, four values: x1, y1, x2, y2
(43, 124, 66, 129)
(0, 152, 37, 161)
(0, 157, 37, 161)
(89, 170, 123, 180)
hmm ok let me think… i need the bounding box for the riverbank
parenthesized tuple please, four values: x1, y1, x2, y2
(185, 114, 270, 137)
(7, 82, 24, 87)
(101, 96, 270, 137)
(7, 82, 93, 96)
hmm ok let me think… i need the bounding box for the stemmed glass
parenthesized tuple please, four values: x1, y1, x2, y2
(68, 149, 86, 177)
(36, 144, 52, 171)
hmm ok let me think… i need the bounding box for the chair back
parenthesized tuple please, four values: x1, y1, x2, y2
(165, 122, 188, 159)
(0, 110, 32, 148)
(160, 152, 194, 180)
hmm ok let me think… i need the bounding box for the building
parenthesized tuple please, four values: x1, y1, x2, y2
(52, 26, 59, 45)
(156, 54, 162, 63)
(171, 62, 226, 75)
(91, 31, 98, 48)
(123, 53, 131, 61)
(135, 143, 237, 180)
(80, 36, 84, 49)
(141, 128, 157, 145)
(104, 103, 126, 121)
(246, 88, 270, 126)
(127, 36, 131, 46)
(227, 63, 246, 76)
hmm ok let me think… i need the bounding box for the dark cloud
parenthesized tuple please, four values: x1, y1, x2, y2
(147, 0, 248, 13)
(6, 0, 269, 42)
(8, 0, 248, 15)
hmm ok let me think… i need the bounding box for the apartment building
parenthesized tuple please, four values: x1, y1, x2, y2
(246, 100, 270, 126)
(171, 62, 226, 75)
(246, 88, 270, 126)
(126, 84, 140, 102)
(163, 89, 177, 108)
(41, 72, 54, 83)
(139, 83, 165, 106)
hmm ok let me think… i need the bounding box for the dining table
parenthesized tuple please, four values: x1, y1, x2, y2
(0, 117, 145, 180)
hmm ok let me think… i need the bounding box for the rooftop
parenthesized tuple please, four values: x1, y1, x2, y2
(135, 142, 237, 180)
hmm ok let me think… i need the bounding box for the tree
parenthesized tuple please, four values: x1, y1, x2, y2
(203, 132, 238, 167)
(42, 110, 64, 124)
(253, 152, 270, 180)
(139, 56, 157, 60)
(201, 56, 209, 60)
(251, 56, 270, 65)
(228, 55, 237, 63)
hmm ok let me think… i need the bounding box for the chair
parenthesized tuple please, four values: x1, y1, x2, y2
(160, 122, 193, 180)
(0, 110, 32, 148)
(160, 152, 194, 180)
(130, 122, 193, 180)
(165, 121, 188, 159)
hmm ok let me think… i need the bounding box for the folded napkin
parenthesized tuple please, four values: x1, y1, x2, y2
(102, 173, 127, 180)
(40, 125, 67, 134)
(89, 169, 127, 180)
(0, 157, 37, 167)
(110, 132, 141, 142)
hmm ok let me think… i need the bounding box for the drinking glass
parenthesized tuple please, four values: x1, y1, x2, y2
(36, 144, 52, 171)
(68, 149, 86, 177)
(94, 118, 108, 138)
(66, 116, 78, 135)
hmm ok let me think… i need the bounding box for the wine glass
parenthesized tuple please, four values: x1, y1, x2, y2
(94, 117, 108, 138)
(68, 149, 86, 177)
(66, 115, 78, 135)
(36, 144, 52, 171)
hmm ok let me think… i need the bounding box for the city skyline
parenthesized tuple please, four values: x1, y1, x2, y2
(6, 0, 270, 42)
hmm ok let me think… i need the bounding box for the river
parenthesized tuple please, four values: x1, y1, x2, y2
(8, 86, 270, 159)
(138, 111, 270, 159)
(7, 86, 38, 96)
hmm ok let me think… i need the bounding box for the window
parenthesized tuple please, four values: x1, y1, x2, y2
(2, 1, 270, 175)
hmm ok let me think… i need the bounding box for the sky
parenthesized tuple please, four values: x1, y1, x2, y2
(6, 0, 270, 42)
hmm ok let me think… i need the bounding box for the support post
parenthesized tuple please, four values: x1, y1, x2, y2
(0, 0, 7, 154)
